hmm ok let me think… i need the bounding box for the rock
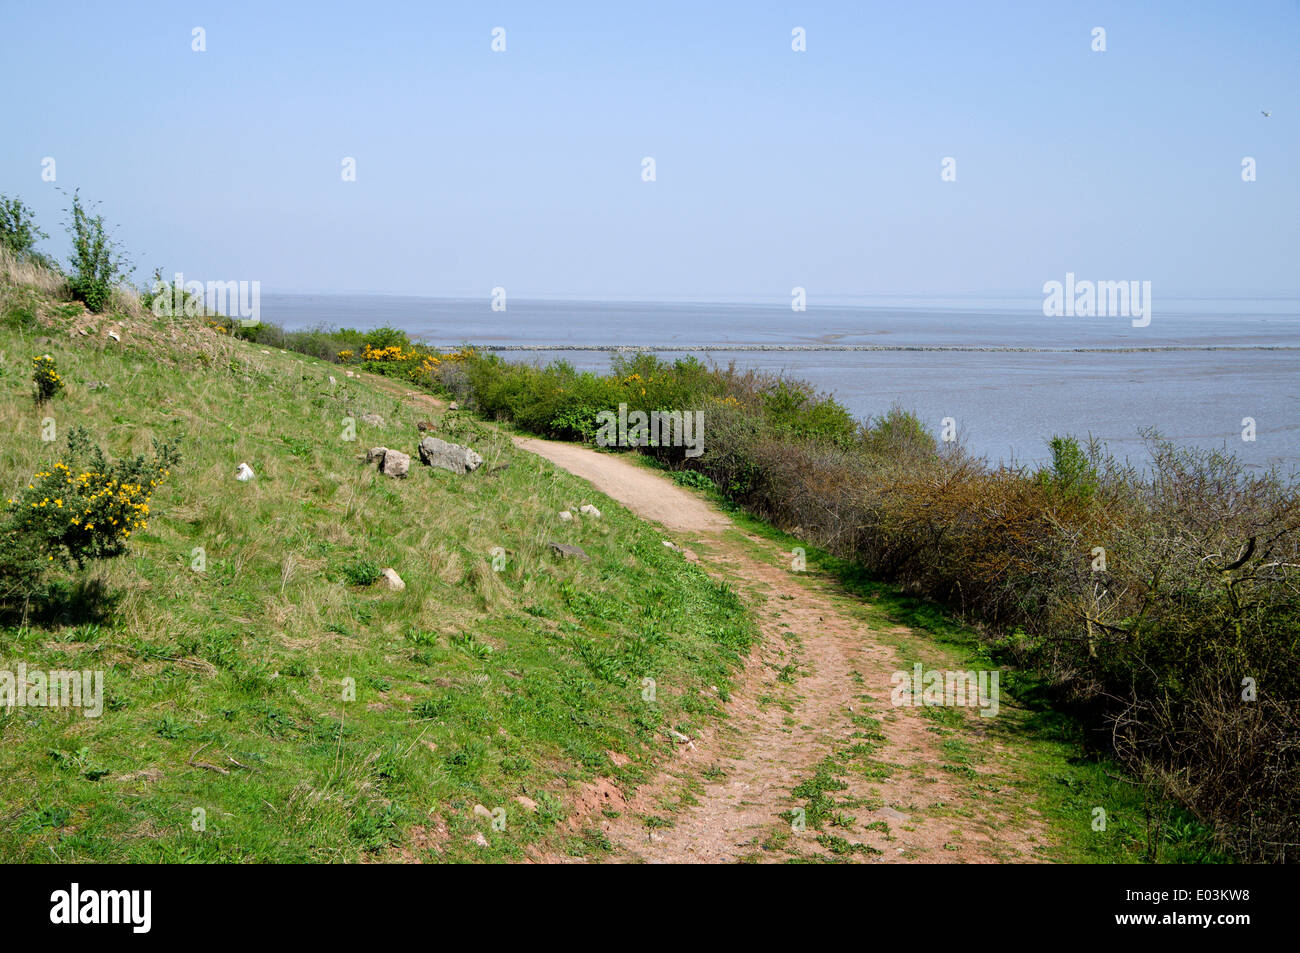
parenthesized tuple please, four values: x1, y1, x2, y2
(106, 330, 120, 342)
(360, 413, 384, 427)
(579, 504, 601, 518)
(380, 449, 409, 479)
(365, 447, 409, 479)
(513, 795, 538, 812)
(668, 729, 691, 743)
(548, 542, 588, 560)
(417, 436, 483, 474)
(260, 349, 270, 354)
(472, 804, 493, 820)
(234, 463, 255, 482)
(345, 370, 356, 378)
(558, 510, 573, 521)
(416, 420, 435, 432)
(662, 540, 679, 550)
(328, 375, 337, 386)
(379, 568, 405, 590)
(447, 402, 459, 411)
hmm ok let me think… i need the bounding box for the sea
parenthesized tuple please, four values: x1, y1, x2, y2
(260, 294, 1300, 472)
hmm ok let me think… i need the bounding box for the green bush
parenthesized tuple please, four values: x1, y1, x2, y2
(338, 557, 383, 587)
(0, 194, 49, 260)
(31, 354, 64, 402)
(63, 190, 130, 312)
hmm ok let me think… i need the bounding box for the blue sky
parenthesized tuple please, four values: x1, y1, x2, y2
(3, 0, 1297, 300)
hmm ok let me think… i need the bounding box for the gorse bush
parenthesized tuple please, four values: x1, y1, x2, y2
(0, 428, 180, 603)
(31, 354, 64, 402)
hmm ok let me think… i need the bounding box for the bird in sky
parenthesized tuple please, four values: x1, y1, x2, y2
(1261, 109, 1272, 118)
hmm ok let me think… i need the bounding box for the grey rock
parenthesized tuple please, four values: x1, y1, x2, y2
(360, 413, 384, 427)
(417, 436, 483, 474)
(379, 448, 410, 479)
(379, 568, 405, 590)
(548, 542, 589, 560)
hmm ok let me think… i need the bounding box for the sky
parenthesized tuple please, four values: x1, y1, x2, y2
(3, 0, 1298, 301)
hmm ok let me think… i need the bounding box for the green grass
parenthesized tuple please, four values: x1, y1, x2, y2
(0, 290, 755, 862)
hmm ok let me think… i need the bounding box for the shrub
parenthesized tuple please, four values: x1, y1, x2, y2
(338, 557, 383, 587)
(0, 194, 49, 260)
(0, 428, 180, 603)
(31, 354, 64, 402)
(62, 190, 130, 312)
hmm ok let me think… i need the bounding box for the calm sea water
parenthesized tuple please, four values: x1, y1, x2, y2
(262, 294, 1300, 470)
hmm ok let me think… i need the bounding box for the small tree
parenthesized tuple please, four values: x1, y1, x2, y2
(62, 189, 130, 312)
(0, 194, 49, 259)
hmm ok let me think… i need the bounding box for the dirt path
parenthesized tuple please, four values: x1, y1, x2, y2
(514, 436, 1051, 864)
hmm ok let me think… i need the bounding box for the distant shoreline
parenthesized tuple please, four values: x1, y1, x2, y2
(447, 343, 1300, 353)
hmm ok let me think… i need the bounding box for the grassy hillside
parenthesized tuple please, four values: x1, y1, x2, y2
(0, 275, 753, 862)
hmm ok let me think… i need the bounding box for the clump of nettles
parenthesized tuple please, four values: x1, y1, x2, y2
(0, 427, 180, 601)
(32, 354, 63, 402)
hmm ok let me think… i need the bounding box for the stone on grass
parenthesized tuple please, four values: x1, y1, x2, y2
(514, 795, 538, 812)
(548, 542, 588, 560)
(416, 420, 435, 432)
(558, 510, 573, 522)
(579, 504, 601, 518)
(363, 447, 410, 479)
(360, 413, 384, 427)
(417, 436, 482, 474)
(379, 568, 405, 591)
(234, 463, 255, 482)
(106, 330, 121, 342)
(472, 804, 493, 820)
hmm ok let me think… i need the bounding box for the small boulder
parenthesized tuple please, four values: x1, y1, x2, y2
(579, 504, 601, 518)
(472, 804, 494, 821)
(514, 795, 538, 813)
(548, 542, 589, 560)
(447, 402, 459, 411)
(379, 568, 405, 591)
(558, 510, 573, 522)
(106, 330, 121, 342)
(417, 436, 483, 474)
(377, 448, 410, 479)
(360, 413, 384, 427)
(416, 420, 436, 432)
(234, 463, 255, 482)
